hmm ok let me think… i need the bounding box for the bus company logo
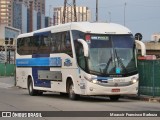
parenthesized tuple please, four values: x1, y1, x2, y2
(64, 58, 72, 67)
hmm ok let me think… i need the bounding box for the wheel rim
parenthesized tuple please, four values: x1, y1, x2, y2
(29, 82, 32, 93)
(69, 84, 74, 98)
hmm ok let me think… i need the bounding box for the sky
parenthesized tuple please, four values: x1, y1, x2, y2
(46, 0, 160, 41)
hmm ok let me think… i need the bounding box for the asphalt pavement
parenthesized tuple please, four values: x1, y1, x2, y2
(0, 76, 160, 103)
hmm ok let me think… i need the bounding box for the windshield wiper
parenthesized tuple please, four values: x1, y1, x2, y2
(89, 70, 105, 76)
(114, 49, 128, 73)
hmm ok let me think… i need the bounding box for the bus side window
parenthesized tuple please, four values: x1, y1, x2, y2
(17, 38, 24, 55)
(57, 33, 62, 52)
(51, 33, 56, 53)
(65, 31, 73, 57)
(74, 40, 86, 70)
(50, 31, 72, 57)
(30, 36, 38, 54)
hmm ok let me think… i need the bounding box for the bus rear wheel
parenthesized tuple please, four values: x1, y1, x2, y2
(68, 81, 79, 100)
(28, 78, 43, 96)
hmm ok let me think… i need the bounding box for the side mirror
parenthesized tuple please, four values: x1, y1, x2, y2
(77, 39, 89, 57)
(135, 40, 146, 56)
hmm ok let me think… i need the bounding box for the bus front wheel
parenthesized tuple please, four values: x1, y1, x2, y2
(68, 81, 79, 100)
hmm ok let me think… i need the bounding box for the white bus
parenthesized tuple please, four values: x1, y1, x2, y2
(16, 22, 141, 101)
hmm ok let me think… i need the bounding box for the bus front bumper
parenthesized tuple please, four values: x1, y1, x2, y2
(84, 81, 138, 96)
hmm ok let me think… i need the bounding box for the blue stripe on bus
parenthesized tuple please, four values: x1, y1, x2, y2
(32, 54, 51, 88)
(32, 67, 51, 88)
(16, 57, 62, 67)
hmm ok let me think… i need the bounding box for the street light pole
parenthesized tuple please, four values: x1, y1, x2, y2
(96, 0, 98, 22)
(124, 2, 127, 26)
(108, 11, 111, 23)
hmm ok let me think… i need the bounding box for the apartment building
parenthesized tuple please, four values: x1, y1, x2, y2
(53, 6, 91, 25)
(0, 0, 12, 26)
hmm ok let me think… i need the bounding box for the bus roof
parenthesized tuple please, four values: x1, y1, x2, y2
(69, 22, 132, 34)
(17, 22, 132, 38)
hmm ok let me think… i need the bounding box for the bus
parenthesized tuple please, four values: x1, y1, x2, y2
(16, 22, 143, 101)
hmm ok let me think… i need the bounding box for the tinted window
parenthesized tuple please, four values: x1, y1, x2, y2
(17, 31, 72, 57)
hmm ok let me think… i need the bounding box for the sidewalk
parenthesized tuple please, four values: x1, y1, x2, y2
(124, 94, 160, 103)
(0, 76, 15, 88)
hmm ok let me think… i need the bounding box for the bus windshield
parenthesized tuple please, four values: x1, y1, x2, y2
(88, 34, 137, 76)
(72, 30, 137, 77)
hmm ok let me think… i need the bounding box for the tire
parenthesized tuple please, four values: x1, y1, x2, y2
(68, 82, 79, 100)
(37, 91, 43, 96)
(109, 95, 120, 101)
(60, 92, 68, 96)
(28, 78, 38, 96)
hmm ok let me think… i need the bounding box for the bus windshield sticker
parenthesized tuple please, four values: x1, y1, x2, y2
(116, 68, 121, 74)
(91, 36, 109, 41)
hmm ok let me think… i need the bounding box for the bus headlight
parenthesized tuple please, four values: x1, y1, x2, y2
(92, 80, 98, 84)
(131, 77, 138, 84)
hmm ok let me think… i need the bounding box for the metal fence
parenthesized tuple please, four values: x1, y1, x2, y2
(138, 60, 160, 97)
(0, 63, 15, 76)
(1, 58, 160, 96)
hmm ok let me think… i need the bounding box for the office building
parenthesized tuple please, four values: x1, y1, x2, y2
(45, 17, 52, 27)
(53, 6, 91, 25)
(12, 2, 28, 33)
(13, 0, 45, 14)
(12, 0, 45, 32)
(0, 0, 13, 26)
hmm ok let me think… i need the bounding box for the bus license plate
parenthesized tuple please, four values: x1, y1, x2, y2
(113, 79, 125, 82)
(112, 89, 120, 92)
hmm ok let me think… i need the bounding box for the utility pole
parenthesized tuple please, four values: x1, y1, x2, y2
(124, 2, 127, 26)
(96, 0, 98, 22)
(62, 0, 77, 24)
(108, 11, 111, 22)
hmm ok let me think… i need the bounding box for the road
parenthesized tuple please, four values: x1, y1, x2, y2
(0, 78, 160, 120)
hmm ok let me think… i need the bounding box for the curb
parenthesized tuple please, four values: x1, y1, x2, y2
(148, 98, 160, 103)
(124, 95, 160, 103)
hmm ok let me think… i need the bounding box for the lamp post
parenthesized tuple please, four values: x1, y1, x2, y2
(96, 0, 98, 22)
(124, 2, 126, 26)
(108, 11, 111, 23)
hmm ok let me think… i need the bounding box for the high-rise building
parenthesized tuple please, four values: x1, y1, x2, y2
(53, 6, 91, 25)
(45, 17, 52, 27)
(12, 2, 28, 33)
(12, 0, 45, 32)
(13, 0, 45, 14)
(0, 0, 13, 26)
(34, 0, 45, 15)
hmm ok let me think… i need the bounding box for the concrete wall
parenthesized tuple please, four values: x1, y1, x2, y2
(0, 25, 20, 46)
